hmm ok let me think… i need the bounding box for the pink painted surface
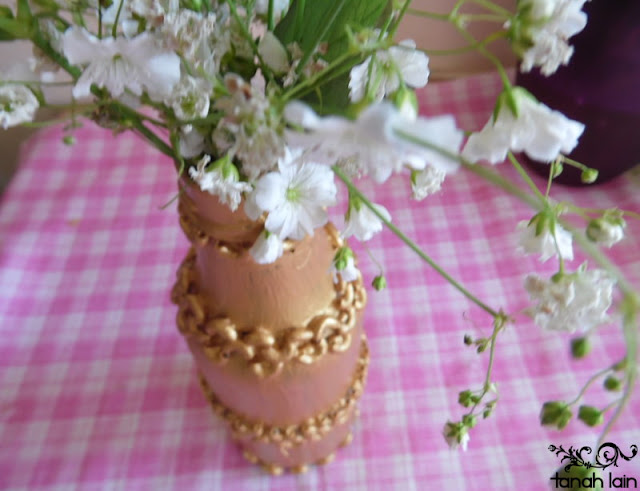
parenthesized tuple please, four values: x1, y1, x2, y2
(1, 72, 639, 490)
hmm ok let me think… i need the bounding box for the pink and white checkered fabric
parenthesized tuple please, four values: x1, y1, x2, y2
(1, 72, 639, 490)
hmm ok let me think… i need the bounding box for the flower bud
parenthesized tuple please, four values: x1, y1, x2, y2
(570, 337, 590, 359)
(540, 401, 572, 430)
(392, 86, 418, 119)
(333, 247, 354, 271)
(462, 414, 477, 428)
(586, 217, 625, 247)
(551, 161, 563, 178)
(443, 421, 470, 451)
(62, 135, 75, 146)
(581, 168, 599, 184)
(458, 390, 474, 408)
(372, 274, 387, 291)
(603, 376, 622, 392)
(463, 334, 473, 346)
(577, 405, 603, 427)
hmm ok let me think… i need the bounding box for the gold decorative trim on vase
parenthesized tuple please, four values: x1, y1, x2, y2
(198, 336, 369, 474)
(172, 247, 367, 376)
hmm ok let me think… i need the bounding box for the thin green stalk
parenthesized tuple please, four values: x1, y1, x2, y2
(566, 365, 613, 407)
(421, 30, 508, 56)
(468, 0, 512, 17)
(282, 51, 354, 102)
(601, 398, 622, 415)
(406, 8, 451, 21)
(98, 4, 102, 39)
(468, 315, 507, 415)
(597, 298, 638, 448)
(544, 163, 554, 198)
(0, 80, 75, 86)
(111, 0, 124, 37)
(453, 21, 512, 89)
(508, 152, 546, 203)
(332, 165, 501, 318)
(559, 154, 590, 172)
(388, 0, 413, 38)
(225, 0, 272, 80)
(267, 0, 275, 30)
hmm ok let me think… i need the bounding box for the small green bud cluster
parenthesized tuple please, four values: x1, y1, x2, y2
(540, 401, 572, 430)
(333, 246, 354, 271)
(372, 274, 386, 291)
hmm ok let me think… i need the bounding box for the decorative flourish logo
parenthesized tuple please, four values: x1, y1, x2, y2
(548, 443, 638, 472)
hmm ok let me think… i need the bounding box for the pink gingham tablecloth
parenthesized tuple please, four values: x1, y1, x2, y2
(1, 72, 639, 490)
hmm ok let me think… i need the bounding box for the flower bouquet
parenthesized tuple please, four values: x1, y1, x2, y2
(1, 0, 638, 474)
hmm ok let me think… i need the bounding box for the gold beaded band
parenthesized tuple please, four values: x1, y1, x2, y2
(241, 431, 354, 475)
(172, 249, 367, 376)
(198, 335, 369, 461)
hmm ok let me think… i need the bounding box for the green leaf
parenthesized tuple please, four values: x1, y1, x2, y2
(276, 0, 388, 60)
(0, 17, 29, 39)
(0, 6, 14, 18)
(16, 0, 32, 23)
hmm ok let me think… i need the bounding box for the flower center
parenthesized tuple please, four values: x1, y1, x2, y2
(286, 186, 301, 202)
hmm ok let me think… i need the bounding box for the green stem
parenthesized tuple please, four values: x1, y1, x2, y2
(0, 80, 75, 86)
(332, 165, 501, 318)
(467, 0, 512, 16)
(566, 365, 613, 407)
(544, 162, 554, 198)
(421, 30, 508, 56)
(469, 315, 507, 415)
(267, 0, 275, 30)
(559, 154, 591, 172)
(406, 7, 449, 22)
(98, 4, 102, 39)
(597, 297, 638, 448)
(508, 152, 547, 203)
(224, 0, 273, 80)
(388, 0, 414, 38)
(453, 21, 512, 89)
(111, 0, 124, 37)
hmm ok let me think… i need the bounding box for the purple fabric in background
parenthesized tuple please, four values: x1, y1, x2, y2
(517, 0, 640, 185)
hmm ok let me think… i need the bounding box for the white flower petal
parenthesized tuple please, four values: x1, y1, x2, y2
(250, 231, 284, 264)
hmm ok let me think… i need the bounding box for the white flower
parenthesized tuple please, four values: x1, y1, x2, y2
(188, 155, 252, 211)
(250, 231, 284, 264)
(396, 114, 464, 175)
(162, 10, 229, 77)
(349, 39, 429, 103)
(586, 218, 626, 248)
(462, 88, 584, 164)
(246, 148, 337, 240)
(213, 74, 285, 180)
(258, 31, 289, 74)
(255, 0, 290, 18)
(524, 268, 615, 333)
(443, 421, 470, 451)
(285, 102, 463, 183)
(62, 27, 180, 99)
(517, 219, 573, 262)
(517, 0, 588, 76)
(411, 166, 446, 200)
(0, 85, 39, 129)
(343, 201, 391, 242)
(168, 76, 211, 121)
(331, 255, 360, 283)
(179, 129, 205, 158)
